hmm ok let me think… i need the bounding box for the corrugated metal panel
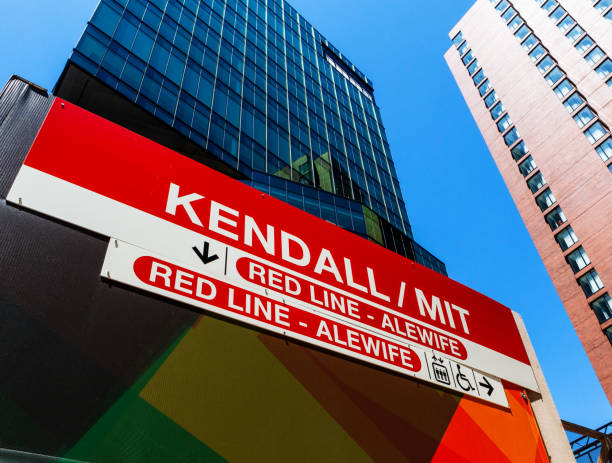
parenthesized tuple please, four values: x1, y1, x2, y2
(0, 77, 53, 198)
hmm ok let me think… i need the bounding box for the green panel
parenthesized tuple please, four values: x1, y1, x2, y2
(64, 329, 227, 463)
(65, 393, 227, 463)
(363, 205, 383, 244)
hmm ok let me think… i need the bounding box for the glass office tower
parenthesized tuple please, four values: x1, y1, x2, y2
(55, 0, 446, 274)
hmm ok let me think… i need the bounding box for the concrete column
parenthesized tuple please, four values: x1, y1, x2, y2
(513, 312, 576, 463)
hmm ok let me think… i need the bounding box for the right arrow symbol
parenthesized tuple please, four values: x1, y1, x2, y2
(479, 377, 494, 396)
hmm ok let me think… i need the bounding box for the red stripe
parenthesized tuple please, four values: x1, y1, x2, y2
(21, 98, 530, 365)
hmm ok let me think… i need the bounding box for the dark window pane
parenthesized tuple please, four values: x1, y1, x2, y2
(478, 79, 491, 96)
(91, 1, 121, 37)
(527, 171, 546, 192)
(504, 127, 520, 146)
(490, 101, 504, 120)
(518, 156, 536, 176)
(484, 90, 498, 108)
(555, 226, 578, 251)
(578, 270, 604, 298)
(545, 206, 567, 230)
(511, 140, 528, 160)
(566, 247, 591, 273)
(497, 114, 512, 132)
(590, 294, 612, 323)
(535, 188, 556, 211)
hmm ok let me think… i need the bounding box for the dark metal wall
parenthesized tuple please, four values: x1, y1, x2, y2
(0, 78, 199, 459)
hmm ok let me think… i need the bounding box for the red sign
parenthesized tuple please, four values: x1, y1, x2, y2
(135, 255, 421, 373)
(7, 99, 536, 393)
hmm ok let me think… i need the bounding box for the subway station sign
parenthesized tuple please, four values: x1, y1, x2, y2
(7, 99, 538, 406)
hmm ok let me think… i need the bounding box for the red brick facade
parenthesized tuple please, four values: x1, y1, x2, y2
(445, 0, 612, 403)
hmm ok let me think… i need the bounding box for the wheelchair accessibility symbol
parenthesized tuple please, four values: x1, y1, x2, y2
(455, 364, 475, 392)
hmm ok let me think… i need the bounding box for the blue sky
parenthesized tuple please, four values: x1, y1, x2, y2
(1, 0, 609, 427)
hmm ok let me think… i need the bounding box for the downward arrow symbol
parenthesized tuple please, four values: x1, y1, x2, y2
(479, 377, 494, 396)
(193, 242, 219, 265)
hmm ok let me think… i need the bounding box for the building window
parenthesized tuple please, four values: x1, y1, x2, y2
(549, 6, 566, 22)
(578, 270, 604, 298)
(478, 79, 491, 96)
(496, 0, 510, 12)
(585, 122, 607, 144)
(554, 79, 574, 99)
(545, 206, 567, 230)
(490, 101, 505, 120)
(502, 7, 516, 22)
(566, 246, 591, 273)
(497, 114, 512, 132)
(467, 59, 479, 75)
(527, 171, 547, 193)
(596, 59, 612, 79)
(574, 106, 596, 128)
(452, 31, 464, 48)
(563, 93, 584, 113)
(542, 0, 559, 12)
(606, 326, 612, 346)
(566, 25, 584, 43)
(484, 90, 498, 108)
(522, 34, 538, 51)
(511, 140, 529, 160)
(545, 66, 563, 85)
(596, 138, 612, 162)
(458, 41, 469, 56)
(555, 226, 578, 251)
(515, 25, 530, 40)
(576, 35, 595, 54)
(537, 56, 555, 74)
(462, 50, 474, 65)
(590, 294, 612, 323)
(557, 15, 575, 33)
(585, 47, 605, 66)
(595, 0, 612, 13)
(504, 127, 520, 146)
(508, 16, 523, 32)
(519, 156, 537, 176)
(535, 188, 556, 211)
(529, 44, 546, 62)
(473, 69, 485, 85)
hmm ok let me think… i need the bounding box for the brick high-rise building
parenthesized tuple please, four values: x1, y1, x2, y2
(446, 0, 612, 402)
